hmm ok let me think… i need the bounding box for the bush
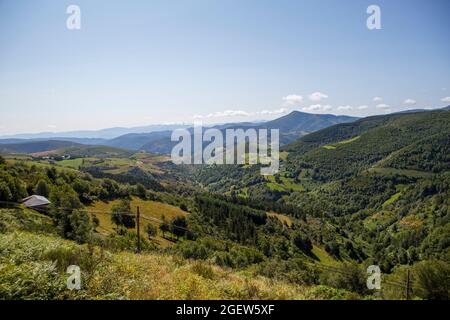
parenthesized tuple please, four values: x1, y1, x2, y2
(50, 186, 93, 243)
(320, 263, 368, 295)
(0, 182, 13, 201)
(178, 241, 209, 260)
(68, 209, 93, 244)
(191, 262, 216, 280)
(413, 260, 450, 300)
(111, 199, 135, 229)
(134, 183, 147, 199)
(171, 216, 188, 240)
(0, 261, 66, 299)
(256, 258, 319, 285)
(159, 215, 170, 237)
(35, 179, 50, 198)
(145, 224, 157, 239)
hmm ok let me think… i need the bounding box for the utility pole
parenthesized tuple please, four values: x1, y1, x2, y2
(136, 206, 141, 253)
(405, 269, 411, 300)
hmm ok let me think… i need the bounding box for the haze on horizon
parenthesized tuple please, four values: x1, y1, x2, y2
(1, 0, 449, 135)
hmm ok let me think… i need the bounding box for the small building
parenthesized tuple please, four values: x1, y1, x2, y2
(22, 195, 51, 211)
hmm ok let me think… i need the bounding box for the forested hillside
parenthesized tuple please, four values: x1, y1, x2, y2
(0, 109, 449, 300)
(187, 110, 450, 298)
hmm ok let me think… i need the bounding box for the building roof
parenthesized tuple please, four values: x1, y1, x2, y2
(22, 195, 51, 208)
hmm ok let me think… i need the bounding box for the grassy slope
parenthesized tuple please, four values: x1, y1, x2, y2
(89, 197, 189, 247)
(0, 208, 355, 300)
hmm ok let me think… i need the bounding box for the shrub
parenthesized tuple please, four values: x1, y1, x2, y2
(68, 209, 93, 244)
(178, 241, 209, 260)
(145, 223, 157, 239)
(413, 260, 450, 300)
(320, 263, 368, 295)
(0, 182, 13, 202)
(171, 216, 188, 240)
(111, 199, 135, 228)
(34, 179, 50, 198)
(159, 215, 170, 237)
(191, 262, 216, 280)
(134, 183, 147, 199)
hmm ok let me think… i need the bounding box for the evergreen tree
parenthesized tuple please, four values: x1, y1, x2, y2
(34, 179, 50, 198)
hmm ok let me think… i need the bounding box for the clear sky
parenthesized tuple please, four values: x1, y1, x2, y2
(1, 0, 449, 135)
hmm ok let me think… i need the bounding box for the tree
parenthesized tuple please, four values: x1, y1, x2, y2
(46, 167, 57, 181)
(111, 199, 135, 228)
(145, 224, 157, 239)
(135, 183, 147, 199)
(0, 156, 5, 165)
(49, 185, 91, 243)
(292, 232, 313, 253)
(325, 241, 341, 258)
(0, 182, 12, 201)
(159, 215, 170, 238)
(69, 209, 93, 243)
(171, 216, 188, 240)
(34, 179, 50, 198)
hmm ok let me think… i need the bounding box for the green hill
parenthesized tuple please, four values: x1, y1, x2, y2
(186, 109, 450, 279)
(0, 140, 83, 154)
(284, 110, 450, 181)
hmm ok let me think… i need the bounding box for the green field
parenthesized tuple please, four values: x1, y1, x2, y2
(266, 175, 305, 192)
(322, 136, 360, 150)
(383, 191, 402, 207)
(89, 196, 189, 247)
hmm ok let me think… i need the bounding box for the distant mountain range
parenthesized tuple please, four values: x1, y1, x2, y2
(0, 111, 359, 155)
(0, 140, 83, 154)
(0, 124, 191, 140)
(2, 107, 447, 156)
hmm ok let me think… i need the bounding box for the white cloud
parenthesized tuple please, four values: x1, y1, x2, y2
(302, 104, 333, 112)
(337, 105, 353, 111)
(358, 105, 368, 110)
(282, 94, 303, 105)
(258, 108, 288, 115)
(376, 103, 390, 109)
(193, 109, 251, 119)
(302, 104, 322, 112)
(441, 96, 450, 103)
(403, 99, 416, 105)
(193, 107, 289, 120)
(309, 92, 329, 102)
(47, 125, 57, 129)
(373, 96, 383, 102)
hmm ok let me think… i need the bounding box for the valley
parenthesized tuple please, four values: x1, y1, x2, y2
(0, 108, 449, 300)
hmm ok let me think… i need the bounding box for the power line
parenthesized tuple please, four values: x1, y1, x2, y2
(0, 199, 429, 295)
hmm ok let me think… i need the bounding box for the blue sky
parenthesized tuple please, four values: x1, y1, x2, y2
(0, 0, 449, 134)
